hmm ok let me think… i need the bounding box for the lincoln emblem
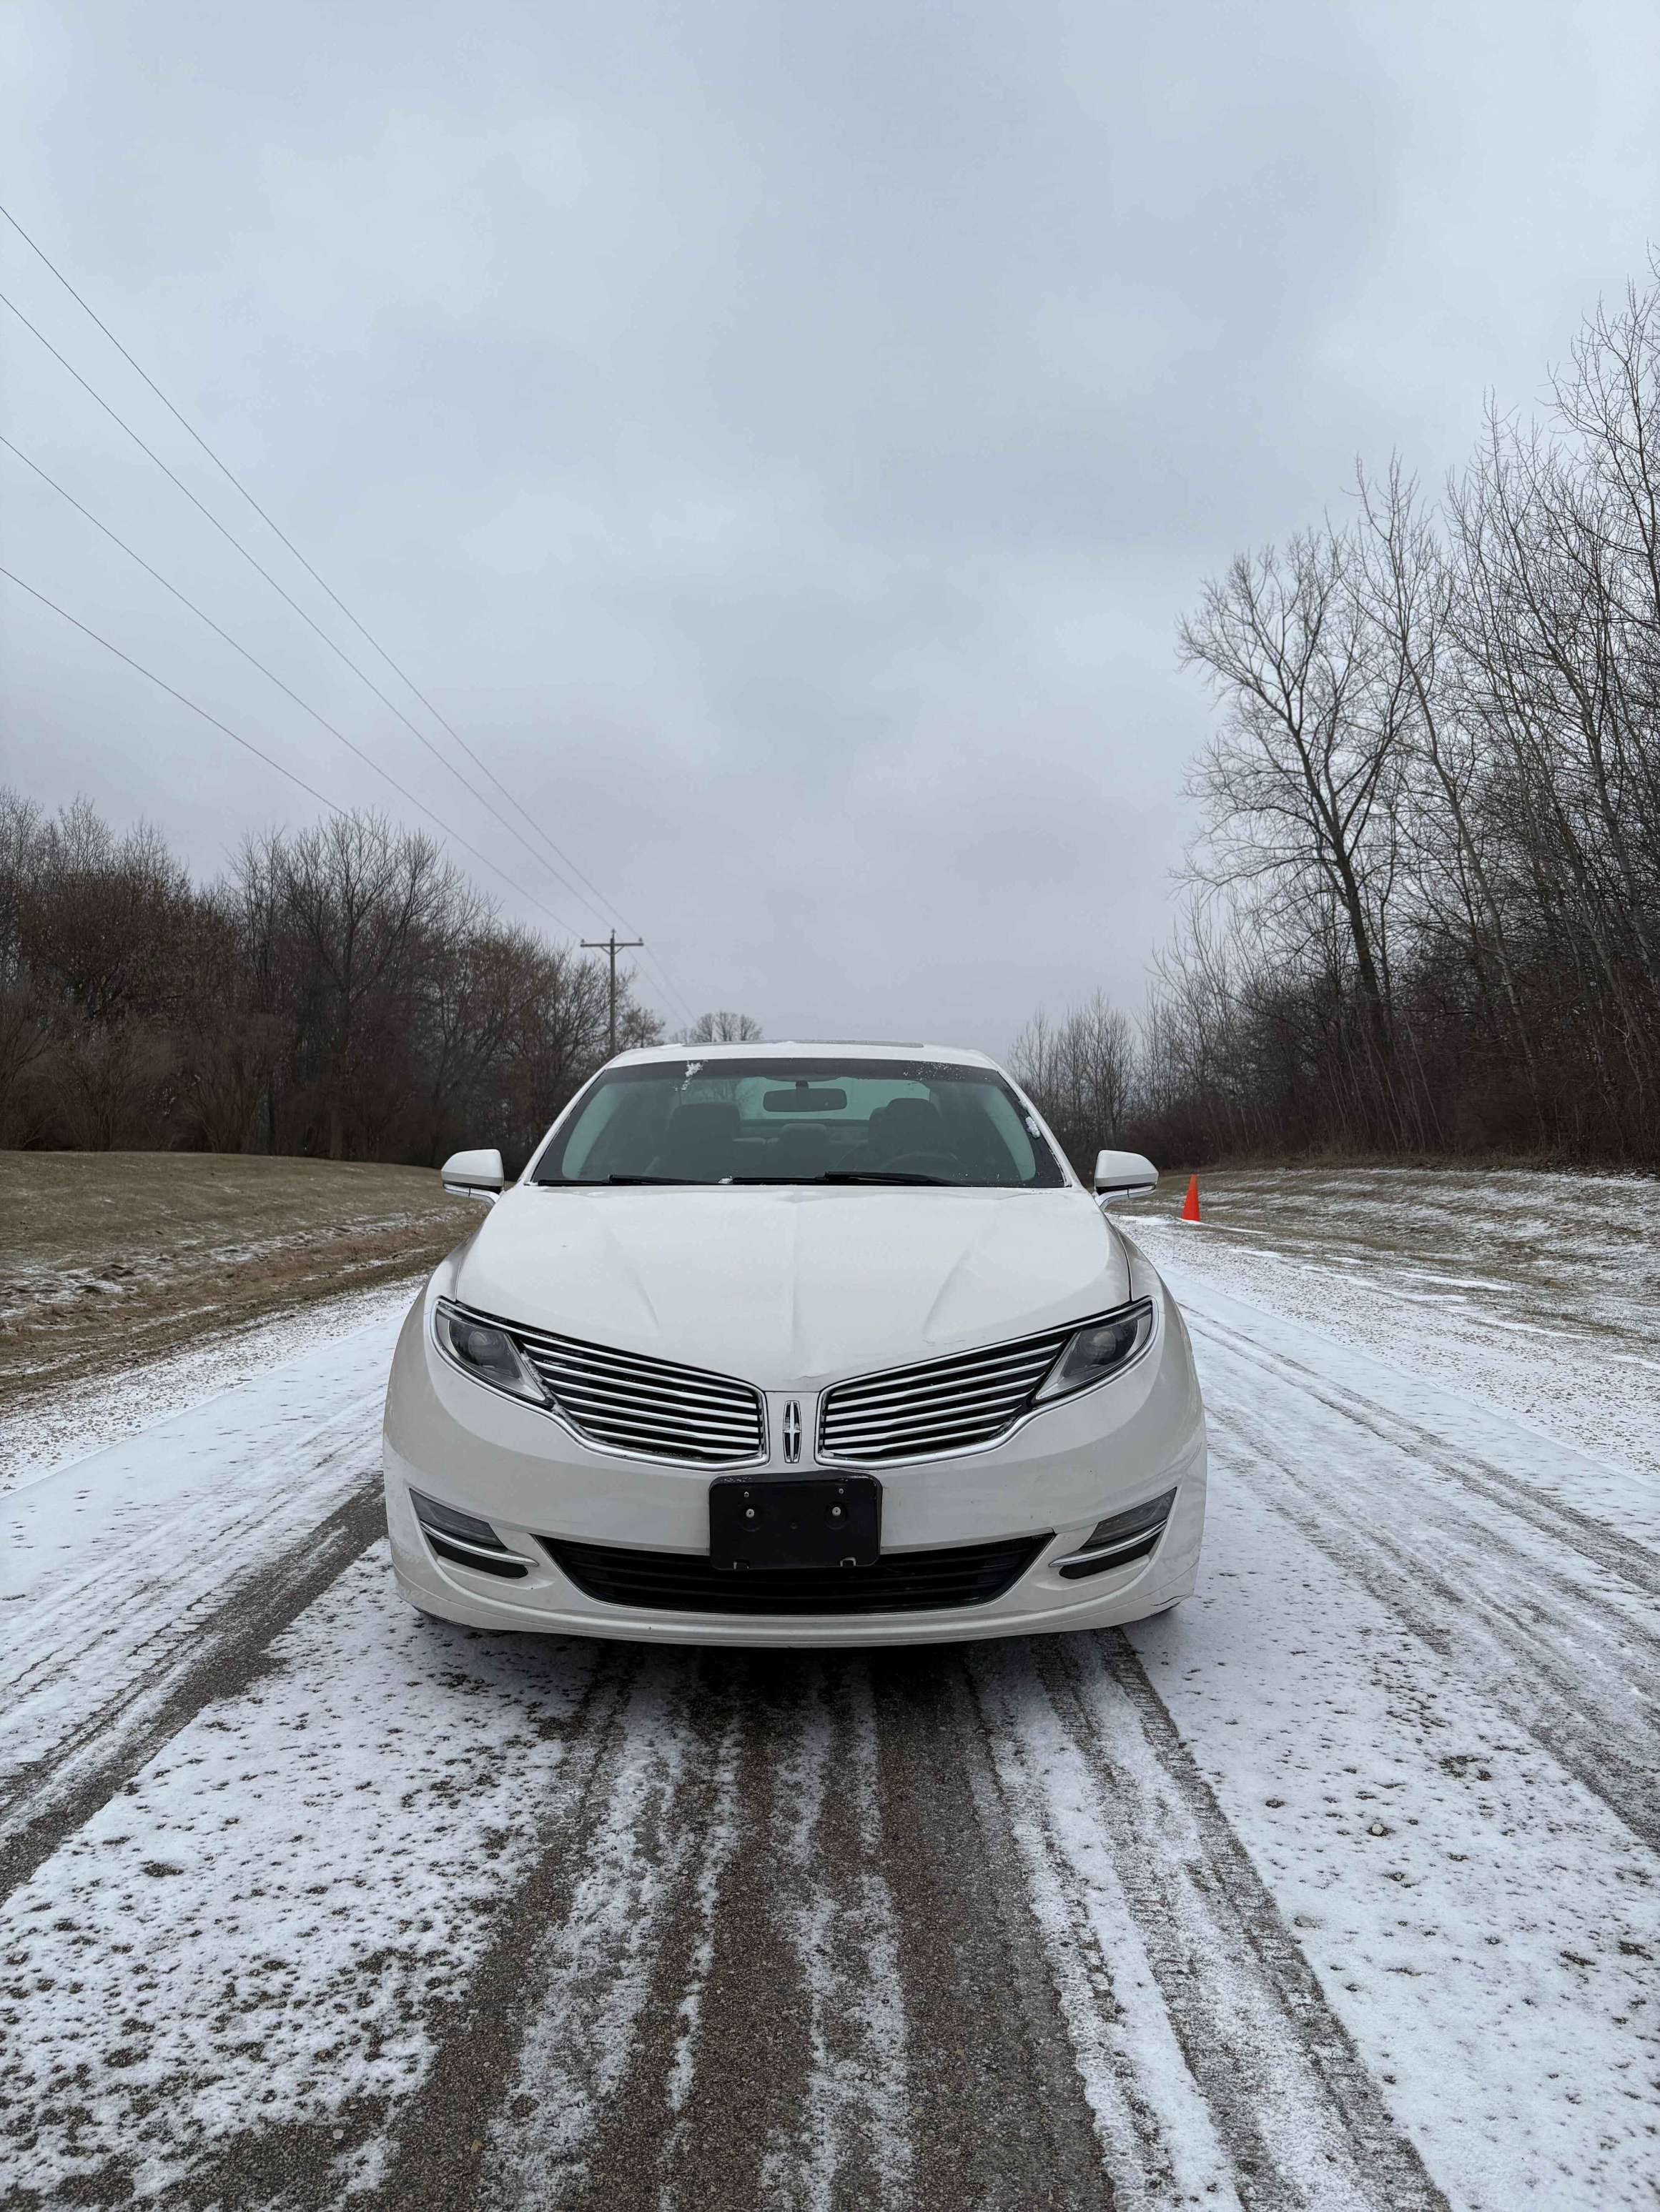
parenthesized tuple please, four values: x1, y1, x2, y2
(782, 1400, 802, 1464)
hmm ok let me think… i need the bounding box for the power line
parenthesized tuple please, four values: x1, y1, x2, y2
(1, 565, 344, 817)
(0, 287, 623, 941)
(0, 198, 693, 1021)
(0, 199, 631, 926)
(0, 279, 692, 1030)
(0, 435, 591, 935)
(0, 292, 611, 933)
(633, 935, 699, 1029)
(6, 564, 684, 1040)
(1, 555, 602, 931)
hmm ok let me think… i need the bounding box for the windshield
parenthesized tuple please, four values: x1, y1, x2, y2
(532, 1057, 1066, 1188)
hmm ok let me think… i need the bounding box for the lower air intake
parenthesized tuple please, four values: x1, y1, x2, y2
(542, 1533, 1051, 1616)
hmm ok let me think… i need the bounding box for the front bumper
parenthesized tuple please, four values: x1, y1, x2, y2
(380, 1281, 1207, 1647)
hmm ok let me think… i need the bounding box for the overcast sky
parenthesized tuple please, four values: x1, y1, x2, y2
(4, 0, 1659, 1050)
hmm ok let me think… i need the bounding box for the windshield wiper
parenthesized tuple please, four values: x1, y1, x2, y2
(578, 1171, 957, 1187)
(821, 1169, 954, 1185)
(719, 1169, 955, 1186)
(595, 1173, 705, 1184)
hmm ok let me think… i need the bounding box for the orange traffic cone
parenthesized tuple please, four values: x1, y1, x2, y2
(1180, 1174, 1202, 1224)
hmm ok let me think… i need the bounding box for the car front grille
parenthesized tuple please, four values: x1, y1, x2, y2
(503, 1319, 766, 1465)
(816, 1324, 1074, 1464)
(543, 1533, 1051, 1615)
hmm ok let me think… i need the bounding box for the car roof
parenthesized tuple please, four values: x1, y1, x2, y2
(610, 1039, 1002, 1071)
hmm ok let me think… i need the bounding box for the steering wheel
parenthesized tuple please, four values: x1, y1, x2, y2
(881, 1151, 962, 1179)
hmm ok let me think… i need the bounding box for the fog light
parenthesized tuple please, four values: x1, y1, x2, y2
(1057, 1486, 1176, 1581)
(410, 1487, 529, 1580)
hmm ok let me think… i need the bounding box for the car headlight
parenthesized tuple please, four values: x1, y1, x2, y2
(433, 1299, 548, 1404)
(1034, 1298, 1156, 1402)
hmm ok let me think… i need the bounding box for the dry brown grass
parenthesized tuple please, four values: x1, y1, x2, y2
(0, 1151, 473, 1413)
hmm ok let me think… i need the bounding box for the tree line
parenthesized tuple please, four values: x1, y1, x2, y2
(0, 794, 664, 1165)
(13, 267, 1659, 1178)
(1017, 264, 1660, 1175)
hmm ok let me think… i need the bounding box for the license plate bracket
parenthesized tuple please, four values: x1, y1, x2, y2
(708, 1474, 881, 1571)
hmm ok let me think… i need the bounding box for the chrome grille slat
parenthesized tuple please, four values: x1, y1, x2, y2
(827, 1369, 1056, 1416)
(546, 1403, 756, 1449)
(512, 1325, 751, 1392)
(540, 1404, 758, 1447)
(822, 1383, 1053, 1430)
(821, 1400, 1037, 1446)
(525, 1378, 756, 1427)
(822, 1372, 1052, 1423)
(459, 1304, 765, 1464)
(827, 1339, 1063, 1389)
(819, 1325, 1073, 1464)
(832, 1336, 1067, 1389)
(520, 1368, 759, 1432)
(523, 1349, 757, 1409)
(822, 1376, 1044, 1422)
(824, 1359, 1066, 1412)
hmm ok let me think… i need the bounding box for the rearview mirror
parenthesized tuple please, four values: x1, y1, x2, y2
(441, 1146, 505, 1203)
(1092, 1149, 1158, 1204)
(763, 1086, 848, 1113)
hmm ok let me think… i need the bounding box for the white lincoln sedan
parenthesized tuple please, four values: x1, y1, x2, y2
(382, 1041, 1206, 1645)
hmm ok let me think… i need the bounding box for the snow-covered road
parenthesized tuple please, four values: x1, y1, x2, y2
(2, 1212, 1656, 2210)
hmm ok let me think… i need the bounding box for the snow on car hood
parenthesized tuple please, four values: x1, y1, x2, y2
(448, 1184, 1130, 1388)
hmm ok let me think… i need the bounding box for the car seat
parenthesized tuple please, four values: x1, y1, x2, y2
(650, 1100, 741, 1180)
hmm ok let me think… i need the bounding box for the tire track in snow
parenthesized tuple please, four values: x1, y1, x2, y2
(1187, 1309, 1660, 1595)
(646, 1658, 911, 2212)
(0, 1570, 611, 2210)
(756, 1662, 910, 2212)
(374, 1647, 1122, 2212)
(0, 1480, 384, 1905)
(379, 1654, 920, 2212)
(352, 1646, 653, 2212)
(1054, 1636, 1451, 2208)
(1209, 1391, 1660, 1850)
(1, 1386, 385, 1702)
(561, 1665, 820, 2212)
(1142, 1475, 1660, 2208)
(867, 1650, 1114, 2212)
(972, 1637, 1452, 2212)
(1, 1372, 390, 1839)
(485, 1660, 753, 2212)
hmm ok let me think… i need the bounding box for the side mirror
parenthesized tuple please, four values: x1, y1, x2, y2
(441, 1146, 505, 1203)
(1093, 1149, 1158, 1204)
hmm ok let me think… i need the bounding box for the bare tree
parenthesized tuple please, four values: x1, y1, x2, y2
(678, 1010, 765, 1043)
(1007, 1006, 1059, 1107)
(0, 791, 51, 1137)
(1009, 993, 1135, 1171)
(0, 788, 668, 1163)
(1355, 457, 1547, 1136)
(1180, 525, 1415, 1134)
(1008, 262, 1660, 1174)
(277, 814, 475, 1159)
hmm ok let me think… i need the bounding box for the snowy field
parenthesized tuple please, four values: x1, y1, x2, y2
(1, 1169, 1656, 2209)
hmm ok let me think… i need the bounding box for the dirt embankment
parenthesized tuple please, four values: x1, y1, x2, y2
(0, 1151, 473, 1414)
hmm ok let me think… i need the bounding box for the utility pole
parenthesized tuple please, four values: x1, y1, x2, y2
(582, 931, 644, 1058)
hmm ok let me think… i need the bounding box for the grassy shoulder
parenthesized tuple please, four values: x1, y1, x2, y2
(0, 1151, 474, 1411)
(1114, 1159, 1658, 1359)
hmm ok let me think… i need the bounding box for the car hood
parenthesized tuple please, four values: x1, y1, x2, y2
(448, 1184, 1130, 1387)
